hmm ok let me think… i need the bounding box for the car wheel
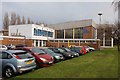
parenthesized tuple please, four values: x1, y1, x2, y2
(5, 67, 14, 78)
(36, 62, 40, 68)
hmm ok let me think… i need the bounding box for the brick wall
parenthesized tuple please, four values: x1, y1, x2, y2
(46, 40, 100, 50)
(1, 38, 33, 47)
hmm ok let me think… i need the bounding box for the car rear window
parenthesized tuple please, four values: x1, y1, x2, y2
(13, 52, 33, 59)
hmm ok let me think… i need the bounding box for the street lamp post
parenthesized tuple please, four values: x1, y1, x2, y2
(98, 12, 105, 47)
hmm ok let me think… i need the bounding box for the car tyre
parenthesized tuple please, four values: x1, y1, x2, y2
(5, 67, 14, 78)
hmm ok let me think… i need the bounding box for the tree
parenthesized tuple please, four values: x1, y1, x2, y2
(16, 15, 21, 25)
(112, 1, 120, 51)
(27, 17, 31, 24)
(10, 12, 16, 25)
(31, 21, 34, 24)
(35, 22, 39, 25)
(3, 12, 9, 30)
(97, 24, 116, 46)
(112, 22, 120, 51)
(22, 16, 26, 24)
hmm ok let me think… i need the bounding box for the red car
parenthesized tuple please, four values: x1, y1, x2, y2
(80, 46, 87, 54)
(15, 47, 54, 67)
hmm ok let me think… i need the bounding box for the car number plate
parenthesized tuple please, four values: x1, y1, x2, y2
(26, 60, 32, 64)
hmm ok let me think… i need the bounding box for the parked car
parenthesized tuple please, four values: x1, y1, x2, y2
(69, 47, 84, 55)
(15, 47, 54, 67)
(79, 46, 87, 54)
(40, 48, 64, 62)
(0, 45, 7, 51)
(84, 46, 90, 53)
(85, 46, 95, 51)
(15, 44, 27, 48)
(0, 50, 36, 78)
(50, 47, 74, 59)
(6, 44, 15, 50)
(60, 47, 79, 57)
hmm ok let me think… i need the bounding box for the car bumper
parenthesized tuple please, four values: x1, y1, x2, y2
(18, 65, 36, 73)
(39, 61, 54, 67)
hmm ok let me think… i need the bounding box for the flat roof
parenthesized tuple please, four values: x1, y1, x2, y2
(9, 24, 54, 31)
(48, 19, 97, 30)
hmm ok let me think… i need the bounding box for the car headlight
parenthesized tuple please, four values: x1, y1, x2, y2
(68, 54, 71, 56)
(17, 66, 22, 68)
(51, 56, 54, 59)
(55, 56, 60, 59)
(40, 58, 47, 62)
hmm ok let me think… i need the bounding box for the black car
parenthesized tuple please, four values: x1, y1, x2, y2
(60, 47, 79, 57)
(69, 47, 84, 55)
(49, 47, 74, 59)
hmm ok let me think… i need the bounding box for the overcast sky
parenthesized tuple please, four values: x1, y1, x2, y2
(0, 0, 117, 30)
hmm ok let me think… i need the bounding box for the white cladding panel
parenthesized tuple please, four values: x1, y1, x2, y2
(9, 24, 32, 38)
(9, 24, 55, 40)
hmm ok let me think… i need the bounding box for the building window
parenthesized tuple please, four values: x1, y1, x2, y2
(41, 30, 47, 36)
(34, 28, 37, 35)
(34, 28, 53, 37)
(38, 29, 41, 36)
(56, 30, 64, 39)
(64, 40, 68, 42)
(93, 27, 96, 39)
(48, 31, 53, 37)
(59, 40, 63, 42)
(36, 40, 38, 47)
(74, 28, 83, 39)
(55, 40, 58, 42)
(43, 40, 46, 47)
(65, 29, 73, 39)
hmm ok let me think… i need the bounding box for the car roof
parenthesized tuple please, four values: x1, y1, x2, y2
(3, 50, 26, 54)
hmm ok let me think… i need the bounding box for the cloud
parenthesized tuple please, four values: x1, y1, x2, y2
(0, 2, 115, 30)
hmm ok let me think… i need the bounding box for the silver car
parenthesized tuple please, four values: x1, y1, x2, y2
(0, 45, 7, 51)
(0, 50, 36, 78)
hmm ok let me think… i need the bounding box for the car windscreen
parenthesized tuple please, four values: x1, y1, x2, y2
(65, 48, 71, 52)
(42, 49, 56, 55)
(57, 48, 65, 52)
(13, 52, 33, 59)
(31, 48, 46, 54)
(53, 49, 60, 53)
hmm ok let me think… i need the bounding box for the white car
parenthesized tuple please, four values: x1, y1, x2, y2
(85, 47, 90, 53)
(86, 46, 95, 51)
(0, 45, 7, 51)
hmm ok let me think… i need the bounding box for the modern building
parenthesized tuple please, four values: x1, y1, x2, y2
(1, 24, 55, 47)
(47, 19, 100, 49)
(49, 19, 97, 39)
(0, 19, 100, 49)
